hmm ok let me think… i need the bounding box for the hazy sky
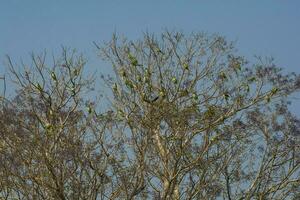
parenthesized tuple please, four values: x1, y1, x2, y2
(0, 0, 299, 109)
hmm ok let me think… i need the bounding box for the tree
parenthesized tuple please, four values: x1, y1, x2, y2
(0, 31, 299, 199)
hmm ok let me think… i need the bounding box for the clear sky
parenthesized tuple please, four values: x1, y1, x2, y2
(0, 0, 299, 110)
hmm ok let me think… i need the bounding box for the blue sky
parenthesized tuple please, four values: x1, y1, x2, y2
(0, 0, 299, 110)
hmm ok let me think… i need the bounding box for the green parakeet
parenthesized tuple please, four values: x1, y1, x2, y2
(50, 71, 57, 81)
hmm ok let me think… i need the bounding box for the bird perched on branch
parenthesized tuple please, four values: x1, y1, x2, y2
(143, 95, 159, 104)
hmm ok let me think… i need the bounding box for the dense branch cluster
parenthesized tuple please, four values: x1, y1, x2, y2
(0, 32, 299, 199)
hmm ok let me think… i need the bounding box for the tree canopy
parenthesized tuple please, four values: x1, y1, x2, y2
(0, 31, 299, 199)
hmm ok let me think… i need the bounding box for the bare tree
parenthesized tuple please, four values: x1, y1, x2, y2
(0, 31, 299, 199)
(0, 50, 111, 199)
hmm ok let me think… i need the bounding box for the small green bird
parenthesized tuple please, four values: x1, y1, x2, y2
(137, 75, 142, 82)
(183, 63, 189, 70)
(248, 77, 256, 82)
(171, 77, 178, 84)
(159, 90, 166, 98)
(125, 80, 134, 89)
(245, 84, 250, 93)
(270, 87, 278, 96)
(192, 92, 198, 101)
(142, 94, 160, 104)
(36, 83, 43, 92)
(150, 96, 159, 103)
(119, 69, 127, 78)
(50, 71, 57, 81)
(219, 71, 227, 80)
(223, 92, 230, 101)
(265, 95, 271, 103)
(128, 53, 138, 66)
(87, 105, 92, 114)
(235, 64, 241, 72)
(73, 69, 79, 76)
(145, 69, 151, 78)
(112, 83, 118, 92)
(45, 122, 52, 130)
